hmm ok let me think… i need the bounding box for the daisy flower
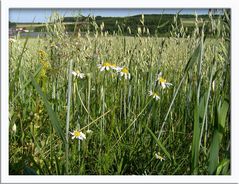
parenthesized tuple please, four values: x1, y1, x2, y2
(70, 130, 86, 140)
(148, 90, 160, 101)
(72, 70, 85, 79)
(119, 67, 131, 80)
(98, 62, 112, 71)
(155, 152, 165, 161)
(156, 72, 172, 89)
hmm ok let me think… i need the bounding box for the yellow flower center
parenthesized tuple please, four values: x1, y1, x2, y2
(73, 131, 81, 137)
(159, 77, 166, 83)
(103, 62, 111, 67)
(121, 67, 129, 74)
(111, 64, 116, 67)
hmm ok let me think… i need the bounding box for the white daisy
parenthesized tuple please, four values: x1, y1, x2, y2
(97, 62, 112, 72)
(148, 90, 160, 101)
(119, 67, 131, 80)
(69, 130, 86, 140)
(156, 72, 172, 89)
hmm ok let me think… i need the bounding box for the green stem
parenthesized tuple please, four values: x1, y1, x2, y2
(65, 59, 73, 174)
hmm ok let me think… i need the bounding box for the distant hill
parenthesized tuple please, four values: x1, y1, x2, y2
(62, 14, 212, 36)
(10, 13, 220, 37)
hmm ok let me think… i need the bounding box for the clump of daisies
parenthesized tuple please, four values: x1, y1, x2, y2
(97, 61, 130, 80)
(148, 71, 173, 101)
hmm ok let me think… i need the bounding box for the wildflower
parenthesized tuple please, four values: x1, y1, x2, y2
(156, 72, 172, 89)
(70, 130, 86, 140)
(119, 67, 131, 80)
(72, 70, 85, 79)
(97, 62, 122, 73)
(148, 90, 160, 101)
(98, 62, 112, 71)
(38, 50, 48, 60)
(155, 152, 165, 161)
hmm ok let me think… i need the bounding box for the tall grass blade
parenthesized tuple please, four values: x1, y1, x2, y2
(158, 41, 202, 140)
(65, 59, 73, 174)
(30, 75, 66, 143)
(10, 36, 29, 98)
(208, 100, 229, 174)
(191, 103, 200, 174)
(147, 126, 171, 161)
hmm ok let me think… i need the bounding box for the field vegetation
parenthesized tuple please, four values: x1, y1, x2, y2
(9, 10, 230, 175)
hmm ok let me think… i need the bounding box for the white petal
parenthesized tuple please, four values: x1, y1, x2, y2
(148, 91, 153, 96)
(77, 136, 83, 140)
(125, 74, 127, 80)
(166, 82, 172, 87)
(72, 71, 77, 76)
(100, 67, 105, 72)
(116, 67, 123, 72)
(79, 73, 85, 79)
(81, 133, 86, 139)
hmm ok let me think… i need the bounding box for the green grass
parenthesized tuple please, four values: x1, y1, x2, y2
(9, 12, 230, 175)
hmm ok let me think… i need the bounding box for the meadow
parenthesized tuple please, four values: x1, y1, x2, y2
(9, 12, 230, 175)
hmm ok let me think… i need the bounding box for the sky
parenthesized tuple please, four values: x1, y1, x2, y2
(9, 9, 211, 23)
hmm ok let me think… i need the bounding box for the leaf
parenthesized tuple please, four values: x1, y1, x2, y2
(191, 103, 200, 174)
(208, 100, 229, 174)
(216, 159, 230, 175)
(183, 42, 201, 73)
(146, 126, 171, 161)
(30, 75, 66, 144)
(10, 36, 29, 98)
(11, 64, 42, 103)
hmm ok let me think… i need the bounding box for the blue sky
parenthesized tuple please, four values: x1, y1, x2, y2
(10, 9, 210, 23)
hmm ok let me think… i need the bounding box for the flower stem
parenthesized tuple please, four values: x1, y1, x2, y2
(65, 59, 73, 174)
